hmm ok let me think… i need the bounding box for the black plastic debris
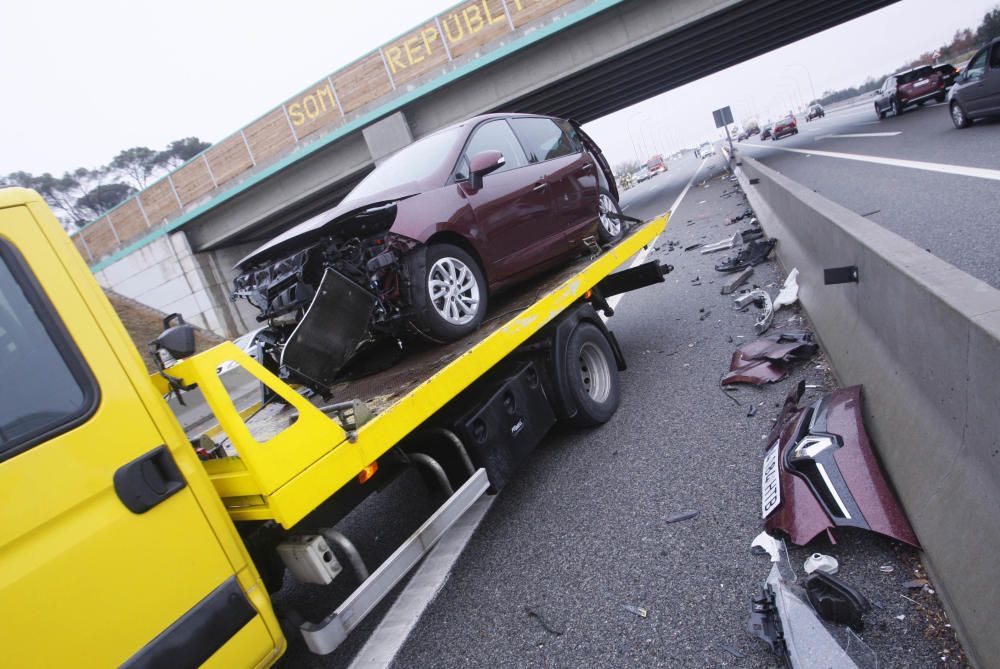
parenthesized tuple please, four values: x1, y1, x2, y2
(715, 239, 776, 273)
(664, 510, 699, 524)
(684, 243, 703, 251)
(748, 586, 787, 657)
(804, 572, 871, 631)
(525, 605, 565, 636)
(747, 405, 757, 417)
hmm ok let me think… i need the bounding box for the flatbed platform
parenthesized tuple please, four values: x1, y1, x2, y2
(156, 215, 667, 528)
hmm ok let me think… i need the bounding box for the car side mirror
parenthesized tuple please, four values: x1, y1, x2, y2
(468, 150, 505, 191)
(152, 313, 196, 362)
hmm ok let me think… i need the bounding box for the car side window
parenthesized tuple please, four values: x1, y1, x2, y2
(0, 241, 97, 462)
(456, 120, 527, 180)
(990, 45, 1000, 70)
(967, 49, 988, 79)
(509, 117, 577, 163)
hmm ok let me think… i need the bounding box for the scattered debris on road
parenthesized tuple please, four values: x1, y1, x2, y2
(664, 510, 699, 524)
(524, 605, 565, 636)
(721, 331, 818, 386)
(804, 552, 839, 575)
(621, 604, 648, 618)
(773, 268, 800, 311)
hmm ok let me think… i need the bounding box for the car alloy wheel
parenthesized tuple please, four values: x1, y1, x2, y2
(428, 256, 480, 326)
(596, 188, 625, 245)
(951, 101, 971, 129)
(892, 97, 903, 116)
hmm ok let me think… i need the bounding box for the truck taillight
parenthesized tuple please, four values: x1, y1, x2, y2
(358, 461, 378, 484)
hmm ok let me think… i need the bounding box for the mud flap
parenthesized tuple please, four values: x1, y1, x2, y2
(281, 268, 376, 388)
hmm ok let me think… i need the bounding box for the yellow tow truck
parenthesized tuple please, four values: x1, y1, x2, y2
(0, 187, 669, 667)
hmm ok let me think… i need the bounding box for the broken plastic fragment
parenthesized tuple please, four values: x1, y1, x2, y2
(751, 531, 781, 562)
(804, 553, 839, 575)
(804, 571, 871, 630)
(700, 232, 741, 254)
(773, 268, 800, 311)
(664, 510, 699, 524)
(622, 604, 648, 618)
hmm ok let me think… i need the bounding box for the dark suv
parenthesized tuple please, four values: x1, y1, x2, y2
(949, 38, 1000, 128)
(874, 66, 946, 118)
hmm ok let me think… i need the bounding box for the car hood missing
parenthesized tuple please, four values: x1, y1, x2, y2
(235, 187, 420, 270)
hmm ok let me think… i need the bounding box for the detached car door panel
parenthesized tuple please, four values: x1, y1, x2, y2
(0, 201, 281, 668)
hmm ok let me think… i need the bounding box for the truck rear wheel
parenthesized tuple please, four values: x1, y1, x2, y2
(563, 322, 620, 426)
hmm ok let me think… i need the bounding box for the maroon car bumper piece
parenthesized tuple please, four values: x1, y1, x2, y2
(721, 331, 818, 386)
(764, 384, 920, 548)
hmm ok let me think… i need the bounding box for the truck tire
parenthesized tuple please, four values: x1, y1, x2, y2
(563, 322, 620, 427)
(596, 188, 626, 246)
(412, 243, 487, 341)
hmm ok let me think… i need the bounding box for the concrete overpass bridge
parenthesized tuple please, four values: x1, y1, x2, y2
(74, 0, 896, 336)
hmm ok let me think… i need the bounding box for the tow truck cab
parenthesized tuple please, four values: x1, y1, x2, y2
(0, 189, 285, 668)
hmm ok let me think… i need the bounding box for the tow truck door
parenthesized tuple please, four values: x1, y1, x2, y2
(0, 195, 283, 668)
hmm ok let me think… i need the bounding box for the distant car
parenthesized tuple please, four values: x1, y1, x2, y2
(760, 124, 773, 140)
(634, 167, 651, 182)
(805, 104, 825, 121)
(646, 154, 667, 175)
(933, 63, 960, 89)
(949, 38, 1000, 128)
(772, 115, 798, 140)
(874, 65, 946, 118)
(697, 142, 716, 158)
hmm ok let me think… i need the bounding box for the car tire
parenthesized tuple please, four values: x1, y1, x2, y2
(876, 103, 885, 120)
(950, 101, 972, 129)
(596, 188, 625, 246)
(892, 97, 903, 116)
(563, 322, 620, 427)
(412, 243, 487, 341)
(935, 93, 946, 103)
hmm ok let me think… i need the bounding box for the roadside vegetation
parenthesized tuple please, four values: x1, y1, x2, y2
(1, 137, 210, 231)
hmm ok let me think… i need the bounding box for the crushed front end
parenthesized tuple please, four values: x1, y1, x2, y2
(231, 203, 420, 390)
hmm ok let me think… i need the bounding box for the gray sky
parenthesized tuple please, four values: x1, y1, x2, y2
(1, 0, 996, 175)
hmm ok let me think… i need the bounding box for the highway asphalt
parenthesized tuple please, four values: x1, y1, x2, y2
(272, 152, 968, 668)
(737, 101, 1000, 288)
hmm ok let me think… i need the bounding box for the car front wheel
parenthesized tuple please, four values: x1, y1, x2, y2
(596, 188, 626, 246)
(412, 243, 486, 341)
(951, 101, 972, 129)
(892, 97, 903, 116)
(876, 103, 885, 120)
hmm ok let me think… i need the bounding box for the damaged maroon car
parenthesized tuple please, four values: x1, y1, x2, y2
(232, 113, 622, 389)
(762, 382, 919, 548)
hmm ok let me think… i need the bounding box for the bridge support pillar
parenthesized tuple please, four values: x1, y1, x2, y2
(362, 111, 413, 165)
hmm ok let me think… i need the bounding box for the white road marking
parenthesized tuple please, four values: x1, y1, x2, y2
(818, 132, 901, 138)
(346, 158, 708, 668)
(741, 144, 1000, 182)
(347, 496, 495, 669)
(605, 157, 709, 314)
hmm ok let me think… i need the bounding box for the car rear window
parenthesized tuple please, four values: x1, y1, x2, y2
(898, 67, 934, 84)
(0, 241, 97, 462)
(509, 117, 576, 163)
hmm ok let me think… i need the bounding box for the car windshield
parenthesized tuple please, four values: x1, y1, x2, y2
(348, 127, 462, 200)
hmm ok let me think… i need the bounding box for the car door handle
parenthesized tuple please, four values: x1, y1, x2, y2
(580, 163, 593, 172)
(533, 182, 547, 192)
(114, 445, 187, 514)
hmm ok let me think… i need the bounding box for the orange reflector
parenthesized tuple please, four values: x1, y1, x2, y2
(358, 462, 378, 484)
(584, 289, 593, 299)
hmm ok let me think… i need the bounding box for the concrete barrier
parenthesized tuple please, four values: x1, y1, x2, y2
(734, 154, 1000, 669)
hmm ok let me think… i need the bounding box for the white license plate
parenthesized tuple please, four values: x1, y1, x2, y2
(761, 442, 781, 518)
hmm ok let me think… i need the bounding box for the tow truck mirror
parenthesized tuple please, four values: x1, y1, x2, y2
(468, 150, 505, 191)
(152, 313, 196, 361)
